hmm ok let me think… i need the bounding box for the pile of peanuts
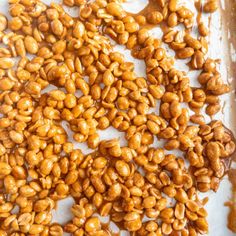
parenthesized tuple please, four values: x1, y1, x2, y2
(0, 0, 235, 235)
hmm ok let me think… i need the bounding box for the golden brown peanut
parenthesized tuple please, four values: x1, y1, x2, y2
(85, 217, 101, 233)
(198, 22, 209, 36)
(65, 170, 78, 185)
(128, 132, 141, 149)
(29, 225, 44, 234)
(177, 7, 193, 19)
(124, 212, 142, 231)
(103, 69, 114, 86)
(162, 92, 179, 102)
(160, 207, 174, 219)
(40, 159, 54, 176)
(175, 203, 185, 220)
(49, 90, 66, 101)
(0, 78, 14, 90)
(175, 189, 189, 203)
(149, 85, 165, 99)
(56, 182, 69, 195)
(169, 0, 179, 12)
(206, 142, 221, 171)
(186, 200, 199, 212)
(147, 11, 163, 24)
(64, 94, 77, 108)
(125, 22, 139, 33)
(203, 0, 218, 13)
(176, 47, 194, 59)
(195, 218, 208, 232)
(52, 40, 66, 54)
(143, 196, 156, 208)
(12, 166, 26, 179)
(49, 224, 63, 236)
(0, 162, 11, 176)
(206, 104, 220, 116)
(191, 50, 204, 69)
(170, 101, 182, 117)
(115, 160, 130, 177)
(147, 120, 160, 134)
(145, 221, 158, 232)
(106, 2, 125, 17)
(0, 14, 7, 31)
(25, 81, 41, 95)
(0, 118, 10, 128)
(184, 35, 201, 50)
(9, 130, 24, 144)
(8, 17, 23, 31)
(117, 97, 129, 110)
(204, 59, 216, 72)
(63, 0, 75, 6)
(167, 12, 178, 27)
(0, 0, 233, 235)
(87, 133, 99, 149)
(24, 36, 39, 54)
(0, 202, 13, 213)
(0, 230, 7, 236)
(0, 58, 14, 69)
(71, 204, 85, 218)
(73, 21, 85, 38)
(20, 185, 36, 197)
(51, 19, 64, 36)
(135, 15, 147, 26)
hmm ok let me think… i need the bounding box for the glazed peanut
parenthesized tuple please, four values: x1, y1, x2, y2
(0, 0, 234, 236)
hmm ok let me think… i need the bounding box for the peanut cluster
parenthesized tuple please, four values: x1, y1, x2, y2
(0, 0, 235, 236)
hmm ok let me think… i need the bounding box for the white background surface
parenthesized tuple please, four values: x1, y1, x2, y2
(0, 0, 235, 235)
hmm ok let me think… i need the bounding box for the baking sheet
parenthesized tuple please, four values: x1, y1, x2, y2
(0, 0, 235, 235)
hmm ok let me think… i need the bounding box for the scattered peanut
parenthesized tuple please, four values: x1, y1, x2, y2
(0, 0, 234, 236)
